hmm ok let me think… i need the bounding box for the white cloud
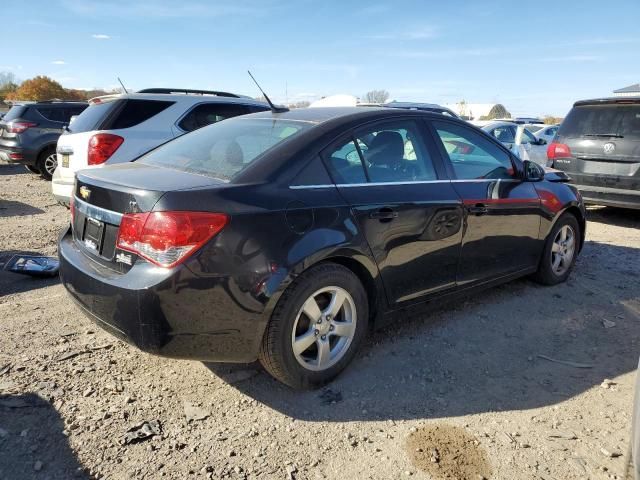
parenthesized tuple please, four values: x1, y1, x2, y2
(541, 55, 602, 62)
(51, 60, 66, 65)
(365, 27, 438, 41)
(92, 34, 111, 39)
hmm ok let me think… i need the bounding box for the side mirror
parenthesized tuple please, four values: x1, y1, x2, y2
(523, 160, 545, 181)
(537, 137, 547, 145)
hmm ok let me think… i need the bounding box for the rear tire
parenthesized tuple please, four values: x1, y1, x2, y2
(532, 213, 580, 285)
(259, 263, 368, 389)
(36, 147, 57, 181)
(25, 165, 41, 174)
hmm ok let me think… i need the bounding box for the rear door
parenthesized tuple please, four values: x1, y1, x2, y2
(430, 119, 542, 286)
(322, 118, 464, 307)
(552, 102, 640, 193)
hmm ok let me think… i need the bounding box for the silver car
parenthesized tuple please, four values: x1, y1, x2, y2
(482, 121, 549, 166)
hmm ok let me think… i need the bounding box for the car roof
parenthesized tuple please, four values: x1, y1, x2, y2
(573, 96, 640, 107)
(245, 106, 437, 126)
(90, 92, 268, 107)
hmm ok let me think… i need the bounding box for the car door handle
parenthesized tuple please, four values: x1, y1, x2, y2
(369, 208, 398, 221)
(467, 203, 488, 215)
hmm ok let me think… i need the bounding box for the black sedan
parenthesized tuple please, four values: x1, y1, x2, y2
(59, 107, 586, 388)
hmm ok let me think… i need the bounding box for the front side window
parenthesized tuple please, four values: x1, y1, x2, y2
(433, 121, 515, 180)
(178, 103, 251, 132)
(519, 128, 538, 144)
(325, 121, 437, 184)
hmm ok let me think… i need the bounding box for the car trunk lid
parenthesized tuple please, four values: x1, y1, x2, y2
(72, 162, 226, 272)
(552, 102, 640, 189)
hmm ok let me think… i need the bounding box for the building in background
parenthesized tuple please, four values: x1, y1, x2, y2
(613, 83, 640, 97)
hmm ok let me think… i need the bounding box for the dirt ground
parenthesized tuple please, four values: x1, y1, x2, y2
(1, 162, 639, 480)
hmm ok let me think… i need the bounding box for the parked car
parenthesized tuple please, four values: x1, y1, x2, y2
(531, 124, 559, 144)
(481, 121, 549, 165)
(0, 101, 88, 179)
(548, 97, 640, 209)
(59, 107, 586, 388)
(52, 88, 270, 205)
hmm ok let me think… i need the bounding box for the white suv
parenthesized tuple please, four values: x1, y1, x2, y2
(52, 88, 269, 204)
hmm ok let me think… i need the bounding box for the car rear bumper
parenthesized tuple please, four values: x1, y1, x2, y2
(574, 183, 640, 210)
(59, 228, 269, 363)
(52, 168, 74, 205)
(0, 145, 37, 165)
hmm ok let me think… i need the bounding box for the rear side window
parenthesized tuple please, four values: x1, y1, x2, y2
(2, 106, 27, 122)
(68, 101, 120, 133)
(36, 107, 67, 122)
(139, 118, 311, 181)
(559, 104, 640, 140)
(178, 103, 252, 132)
(107, 99, 174, 130)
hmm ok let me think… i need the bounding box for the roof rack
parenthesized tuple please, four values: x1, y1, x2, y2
(136, 88, 241, 98)
(36, 100, 88, 104)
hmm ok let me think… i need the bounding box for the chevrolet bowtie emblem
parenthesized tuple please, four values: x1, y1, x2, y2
(79, 186, 91, 200)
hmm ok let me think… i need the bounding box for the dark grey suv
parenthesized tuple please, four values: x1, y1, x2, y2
(548, 97, 640, 210)
(0, 101, 88, 179)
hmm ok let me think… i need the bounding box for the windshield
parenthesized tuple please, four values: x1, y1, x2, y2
(559, 104, 640, 140)
(139, 117, 313, 181)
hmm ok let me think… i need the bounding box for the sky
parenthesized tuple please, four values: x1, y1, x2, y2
(4, 0, 640, 116)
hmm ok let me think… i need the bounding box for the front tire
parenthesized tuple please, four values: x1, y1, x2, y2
(532, 213, 580, 285)
(36, 148, 57, 181)
(259, 263, 368, 389)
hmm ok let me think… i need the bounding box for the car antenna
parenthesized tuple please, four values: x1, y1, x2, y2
(117, 77, 129, 94)
(247, 70, 288, 113)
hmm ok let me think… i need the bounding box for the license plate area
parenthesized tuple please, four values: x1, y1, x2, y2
(83, 217, 104, 253)
(61, 154, 70, 168)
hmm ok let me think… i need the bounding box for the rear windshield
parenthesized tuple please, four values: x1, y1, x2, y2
(559, 104, 640, 140)
(69, 101, 119, 133)
(139, 117, 312, 181)
(2, 105, 27, 122)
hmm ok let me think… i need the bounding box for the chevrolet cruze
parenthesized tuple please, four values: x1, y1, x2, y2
(59, 107, 586, 388)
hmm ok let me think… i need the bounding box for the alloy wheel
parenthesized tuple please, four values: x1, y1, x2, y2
(291, 286, 357, 371)
(44, 153, 57, 176)
(551, 225, 575, 276)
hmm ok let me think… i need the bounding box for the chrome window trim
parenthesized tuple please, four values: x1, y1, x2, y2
(289, 178, 520, 189)
(74, 196, 123, 226)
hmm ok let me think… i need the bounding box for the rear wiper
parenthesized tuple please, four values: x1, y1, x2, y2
(583, 133, 624, 138)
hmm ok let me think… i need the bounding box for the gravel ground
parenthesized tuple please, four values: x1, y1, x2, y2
(1, 162, 639, 480)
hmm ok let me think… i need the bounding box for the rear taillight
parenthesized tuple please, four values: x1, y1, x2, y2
(88, 133, 123, 165)
(116, 211, 228, 268)
(7, 121, 37, 133)
(547, 142, 571, 161)
(8, 153, 23, 160)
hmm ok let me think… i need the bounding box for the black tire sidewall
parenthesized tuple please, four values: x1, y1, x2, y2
(37, 148, 56, 181)
(537, 214, 580, 285)
(262, 264, 368, 388)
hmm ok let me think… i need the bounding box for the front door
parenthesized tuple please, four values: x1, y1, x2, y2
(429, 120, 543, 287)
(322, 119, 463, 307)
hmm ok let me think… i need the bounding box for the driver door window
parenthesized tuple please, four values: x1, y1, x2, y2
(432, 121, 516, 180)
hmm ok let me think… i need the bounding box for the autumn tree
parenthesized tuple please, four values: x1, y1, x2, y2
(364, 89, 390, 103)
(5, 76, 68, 101)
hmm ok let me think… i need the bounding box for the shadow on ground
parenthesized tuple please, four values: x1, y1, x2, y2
(587, 205, 640, 228)
(207, 240, 640, 422)
(0, 164, 30, 176)
(0, 393, 89, 480)
(0, 200, 44, 218)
